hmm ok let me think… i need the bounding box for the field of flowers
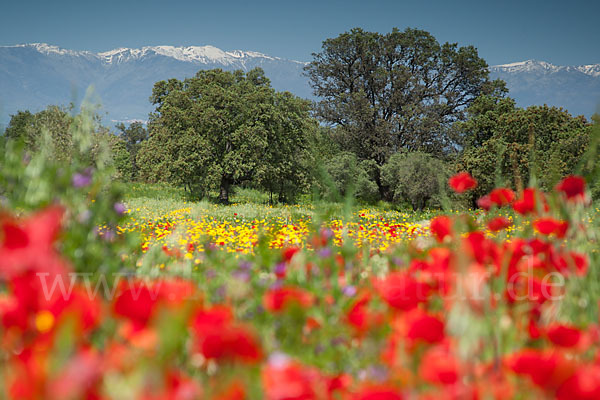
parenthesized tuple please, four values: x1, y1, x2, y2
(2, 133, 600, 399)
(111, 203, 437, 256)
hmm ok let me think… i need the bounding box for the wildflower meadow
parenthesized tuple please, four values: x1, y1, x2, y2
(1, 108, 599, 399)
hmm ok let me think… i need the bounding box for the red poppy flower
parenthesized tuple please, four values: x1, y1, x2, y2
(346, 293, 371, 333)
(552, 251, 589, 276)
(477, 194, 493, 211)
(555, 175, 586, 201)
(262, 358, 325, 400)
(547, 324, 582, 348)
(192, 305, 262, 363)
(513, 188, 546, 215)
(448, 172, 477, 193)
(506, 349, 574, 389)
(533, 218, 569, 238)
(0, 206, 67, 279)
(487, 216, 512, 232)
(430, 216, 452, 243)
(556, 365, 600, 400)
(419, 345, 460, 385)
(263, 286, 313, 313)
(406, 310, 445, 344)
(489, 188, 515, 207)
(376, 272, 430, 311)
(282, 246, 301, 262)
(113, 281, 161, 330)
(198, 325, 262, 362)
(50, 285, 102, 334)
(352, 384, 403, 400)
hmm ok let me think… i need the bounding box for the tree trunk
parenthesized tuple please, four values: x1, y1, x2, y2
(219, 176, 231, 204)
(374, 168, 391, 201)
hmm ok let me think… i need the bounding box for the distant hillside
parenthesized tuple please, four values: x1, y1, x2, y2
(2, 45, 600, 127)
(490, 60, 600, 118)
(0, 43, 310, 125)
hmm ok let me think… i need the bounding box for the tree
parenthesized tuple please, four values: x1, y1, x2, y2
(116, 122, 148, 180)
(254, 91, 313, 203)
(5, 106, 73, 162)
(305, 27, 505, 197)
(4, 110, 35, 146)
(381, 152, 449, 210)
(316, 152, 379, 203)
(141, 68, 312, 203)
(459, 103, 593, 203)
(3, 105, 129, 176)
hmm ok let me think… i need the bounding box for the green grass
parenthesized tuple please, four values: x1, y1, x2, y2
(120, 182, 447, 223)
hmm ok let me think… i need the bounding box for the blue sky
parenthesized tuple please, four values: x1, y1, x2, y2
(1, 0, 599, 66)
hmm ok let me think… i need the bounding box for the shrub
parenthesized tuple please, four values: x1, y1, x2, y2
(381, 152, 449, 210)
(317, 151, 379, 202)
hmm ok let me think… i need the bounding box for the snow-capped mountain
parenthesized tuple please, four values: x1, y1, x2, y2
(98, 45, 282, 65)
(1, 45, 599, 127)
(492, 59, 600, 78)
(0, 43, 310, 125)
(490, 60, 600, 117)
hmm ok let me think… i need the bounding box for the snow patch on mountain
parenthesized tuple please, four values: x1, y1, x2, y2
(3, 43, 306, 66)
(492, 59, 600, 78)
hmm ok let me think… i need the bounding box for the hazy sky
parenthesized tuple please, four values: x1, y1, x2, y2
(1, 0, 599, 66)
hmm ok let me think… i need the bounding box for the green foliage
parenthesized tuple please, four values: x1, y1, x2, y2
(139, 68, 313, 203)
(458, 95, 517, 148)
(0, 105, 137, 275)
(2, 104, 130, 180)
(316, 151, 379, 203)
(5, 106, 74, 163)
(116, 122, 148, 180)
(4, 110, 35, 145)
(305, 27, 506, 189)
(459, 102, 594, 201)
(253, 92, 314, 203)
(381, 152, 449, 210)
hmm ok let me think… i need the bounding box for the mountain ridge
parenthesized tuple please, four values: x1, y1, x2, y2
(491, 59, 600, 78)
(1, 43, 599, 126)
(0, 43, 311, 125)
(3, 43, 307, 66)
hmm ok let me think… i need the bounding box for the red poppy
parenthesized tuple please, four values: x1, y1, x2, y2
(346, 292, 371, 333)
(552, 251, 589, 276)
(263, 286, 313, 313)
(477, 194, 493, 211)
(192, 305, 262, 363)
(430, 216, 452, 243)
(262, 358, 325, 400)
(419, 345, 460, 385)
(533, 218, 569, 238)
(49, 285, 102, 334)
(506, 349, 574, 390)
(113, 280, 161, 330)
(489, 188, 515, 207)
(556, 365, 600, 400)
(282, 246, 301, 262)
(487, 216, 512, 232)
(448, 172, 477, 193)
(198, 325, 262, 362)
(555, 175, 586, 201)
(406, 310, 445, 345)
(352, 384, 403, 400)
(376, 272, 430, 311)
(513, 188, 546, 215)
(0, 206, 68, 279)
(547, 324, 582, 348)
